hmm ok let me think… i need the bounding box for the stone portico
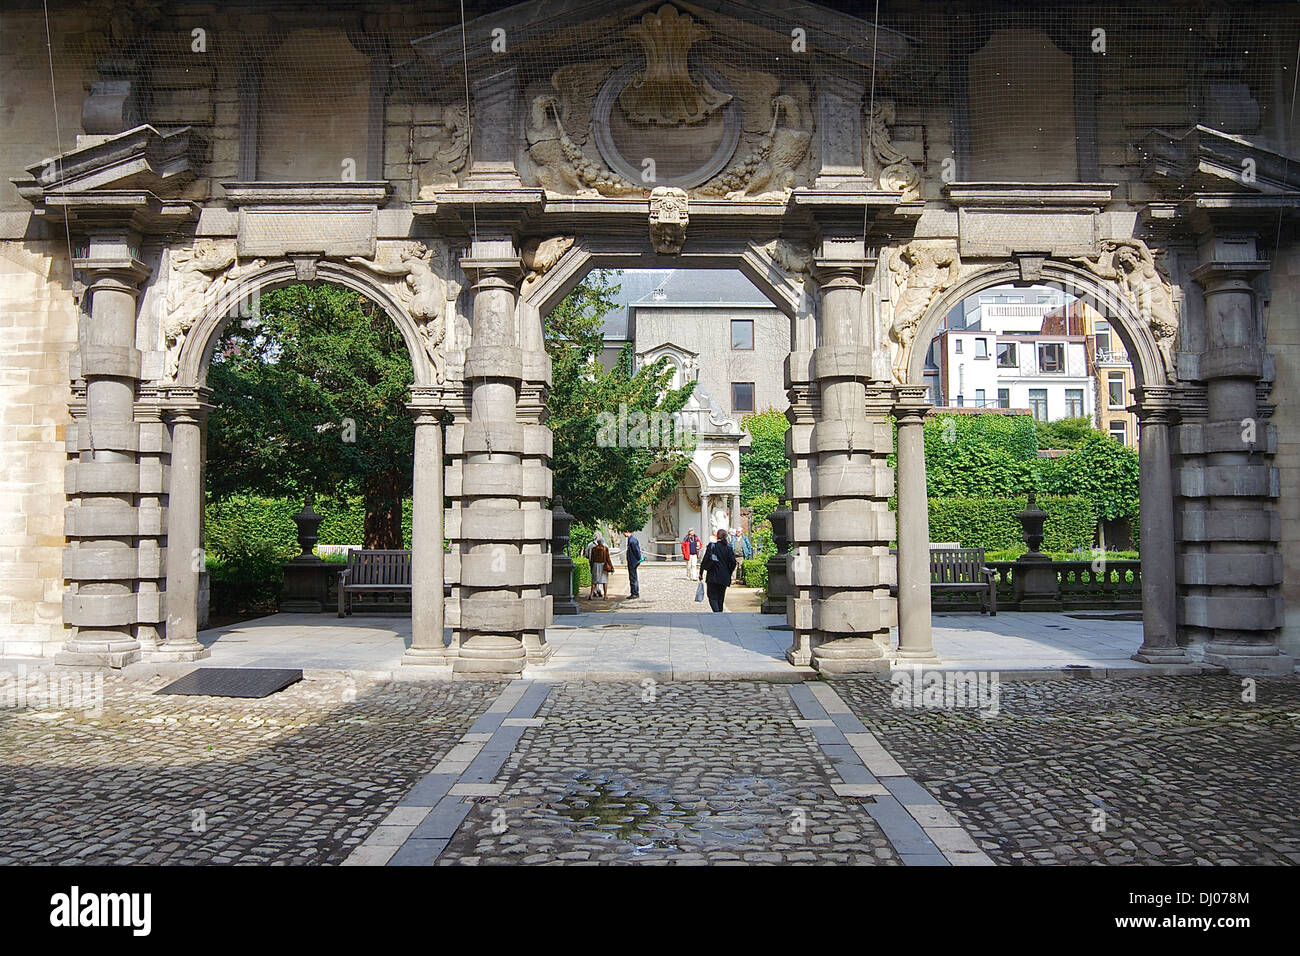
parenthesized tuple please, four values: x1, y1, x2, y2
(2, 0, 1297, 678)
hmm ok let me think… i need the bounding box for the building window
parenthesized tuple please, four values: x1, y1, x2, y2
(1108, 373, 1126, 408)
(1038, 343, 1064, 372)
(1065, 388, 1084, 418)
(975, 388, 986, 407)
(997, 342, 1017, 368)
(1095, 320, 1111, 357)
(731, 382, 755, 413)
(954, 338, 963, 354)
(1028, 388, 1048, 421)
(997, 388, 1010, 409)
(975, 338, 989, 359)
(731, 319, 754, 350)
(1109, 420, 1127, 445)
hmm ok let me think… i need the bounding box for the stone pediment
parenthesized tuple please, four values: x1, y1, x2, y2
(413, 0, 915, 76)
(1140, 125, 1300, 197)
(13, 125, 200, 200)
(637, 340, 697, 359)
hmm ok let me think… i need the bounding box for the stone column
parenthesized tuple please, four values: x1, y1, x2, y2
(451, 250, 550, 674)
(894, 389, 937, 660)
(1184, 258, 1290, 673)
(156, 402, 210, 661)
(404, 406, 446, 665)
(1131, 389, 1188, 663)
(799, 258, 893, 677)
(58, 234, 150, 668)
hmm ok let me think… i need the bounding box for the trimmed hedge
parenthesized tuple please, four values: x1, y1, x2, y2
(741, 552, 771, 589)
(928, 496, 1094, 552)
(572, 556, 592, 590)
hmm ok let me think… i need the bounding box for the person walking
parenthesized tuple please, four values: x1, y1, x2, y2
(623, 529, 642, 599)
(588, 533, 612, 599)
(730, 529, 750, 584)
(699, 528, 737, 612)
(682, 528, 702, 581)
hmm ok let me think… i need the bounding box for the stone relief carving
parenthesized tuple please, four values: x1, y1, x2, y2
(887, 242, 963, 383)
(521, 236, 575, 290)
(866, 100, 921, 200)
(653, 493, 677, 540)
(649, 187, 689, 253)
(347, 241, 457, 384)
(416, 104, 469, 198)
(163, 239, 266, 382)
(698, 95, 811, 199)
(528, 88, 641, 197)
(619, 5, 731, 126)
(1073, 239, 1180, 379)
(761, 238, 813, 282)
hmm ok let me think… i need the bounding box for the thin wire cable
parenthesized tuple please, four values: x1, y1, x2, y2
(41, 0, 76, 296)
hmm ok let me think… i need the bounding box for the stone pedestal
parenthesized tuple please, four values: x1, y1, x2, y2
(761, 505, 792, 615)
(549, 497, 580, 615)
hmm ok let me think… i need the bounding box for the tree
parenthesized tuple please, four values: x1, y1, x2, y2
(206, 284, 415, 549)
(740, 408, 790, 503)
(1036, 416, 1096, 450)
(1040, 431, 1140, 523)
(545, 271, 696, 530)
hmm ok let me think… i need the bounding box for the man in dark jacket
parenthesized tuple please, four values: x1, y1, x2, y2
(700, 528, 738, 612)
(623, 530, 642, 598)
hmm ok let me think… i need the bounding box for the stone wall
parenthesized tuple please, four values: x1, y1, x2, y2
(0, 242, 78, 656)
(1269, 241, 1300, 657)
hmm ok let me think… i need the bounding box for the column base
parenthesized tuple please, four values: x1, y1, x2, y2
(1131, 644, 1191, 665)
(810, 637, 891, 679)
(56, 638, 141, 669)
(1203, 646, 1295, 676)
(401, 645, 448, 666)
(524, 635, 554, 666)
(895, 647, 940, 662)
(552, 599, 580, 616)
(150, 642, 211, 663)
(453, 634, 527, 676)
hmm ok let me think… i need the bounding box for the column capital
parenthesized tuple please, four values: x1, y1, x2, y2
(460, 254, 523, 287)
(893, 385, 932, 425)
(160, 386, 213, 424)
(1131, 385, 1179, 424)
(1189, 259, 1269, 290)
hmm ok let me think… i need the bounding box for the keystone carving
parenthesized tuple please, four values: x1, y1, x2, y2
(887, 242, 963, 383)
(1073, 238, 1180, 380)
(649, 187, 689, 254)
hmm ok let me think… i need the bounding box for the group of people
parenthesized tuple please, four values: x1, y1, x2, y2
(680, 528, 752, 584)
(579, 525, 753, 613)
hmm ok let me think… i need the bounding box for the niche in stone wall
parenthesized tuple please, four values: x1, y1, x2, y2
(257, 30, 372, 181)
(968, 29, 1078, 182)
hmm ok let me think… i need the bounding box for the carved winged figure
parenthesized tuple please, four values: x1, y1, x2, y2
(163, 240, 265, 381)
(702, 95, 810, 200)
(528, 93, 640, 197)
(348, 242, 450, 383)
(888, 243, 962, 383)
(1073, 239, 1179, 378)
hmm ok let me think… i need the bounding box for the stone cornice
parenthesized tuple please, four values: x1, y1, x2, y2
(941, 183, 1116, 208)
(220, 182, 392, 207)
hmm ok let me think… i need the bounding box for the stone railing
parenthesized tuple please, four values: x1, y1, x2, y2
(931, 560, 1142, 612)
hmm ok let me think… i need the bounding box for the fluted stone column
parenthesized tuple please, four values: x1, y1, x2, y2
(1184, 258, 1291, 673)
(58, 234, 150, 668)
(894, 389, 937, 661)
(1131, 389, 1187, 664)
(451, 251, 551, 674)
(404, 406, 446, 665)
(156, 402, 210, 661)
(798, 259, 893, 677)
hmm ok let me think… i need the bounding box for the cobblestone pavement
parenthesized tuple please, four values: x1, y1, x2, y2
(0, 670, 500, 864)
(835, 675, 1300, 865)
(437, 681, 900, 865)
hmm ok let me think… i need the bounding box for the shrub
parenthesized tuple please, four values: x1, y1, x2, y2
(927, 496, 1095, 552)
(572, 556, 592, 590)
(742, 552, 771, 588)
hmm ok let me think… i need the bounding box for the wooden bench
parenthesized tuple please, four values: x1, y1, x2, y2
(930, 547, 997, 615)
(338, 549, 412, 617)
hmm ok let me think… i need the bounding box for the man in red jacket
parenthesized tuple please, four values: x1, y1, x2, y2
(681, 529, 701, 580)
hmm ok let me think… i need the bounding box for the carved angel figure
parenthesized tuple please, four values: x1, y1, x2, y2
(1074, 238, 1179, 378)
(348, 242, 449, 383)
(163, 240, 264, 381)
(888, 243, 962, 383)
(703, 95, 810, 200)
(528, 93, 640, 197)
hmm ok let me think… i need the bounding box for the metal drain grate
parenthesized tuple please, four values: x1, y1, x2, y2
(155, 667, 303, 699)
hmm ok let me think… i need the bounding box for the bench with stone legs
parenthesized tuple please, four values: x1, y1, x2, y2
(337, 549, 412, 617)
(930, 546, 997, 615)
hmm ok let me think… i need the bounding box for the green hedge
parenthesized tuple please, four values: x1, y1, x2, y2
(927, 496, 1095, 552)
(741, 552, 771, 589)
(572, 556, 592, 590)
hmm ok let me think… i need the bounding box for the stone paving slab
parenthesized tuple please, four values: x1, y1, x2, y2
(834, 674, 1300, 865)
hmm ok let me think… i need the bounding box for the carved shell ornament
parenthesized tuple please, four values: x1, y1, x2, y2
(619, 5, 731, 126)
